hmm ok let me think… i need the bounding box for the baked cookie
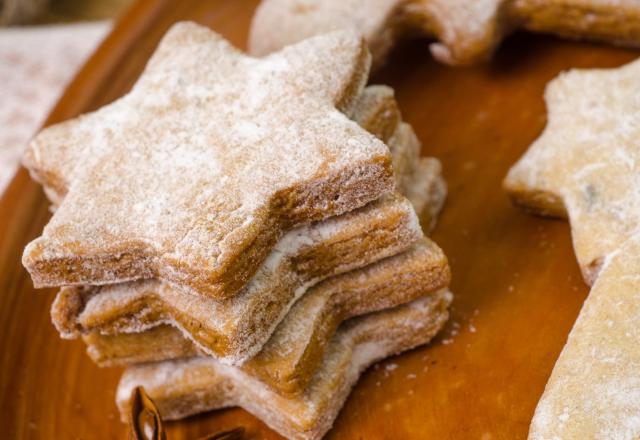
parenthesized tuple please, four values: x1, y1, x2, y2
(53, 193, 425, 364)
(50, 80, 447, 364)
(505, 58, 640, 439)
(514, 0, 640, 51)
(37, 84, 445, 234)
(347, 85, 447, 230)
(530, 235, 640, 440)
(116, 290, 452, 440)
(250, 0, 510, 66)
(22, 22, 394, 299)
(504, 57, 640, 285)
(83, 238, 449, 397)
(250, 0, 640, 67)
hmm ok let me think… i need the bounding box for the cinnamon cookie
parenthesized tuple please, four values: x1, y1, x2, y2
(250, 0, 640, 67)
(116, 290, 452, 440)
(22, 22, 394, 299)
(49, 80, 447, 364)
(83, 238, 449, 399)
(504, 58, 640, 285)
(505, 58, 640, 439)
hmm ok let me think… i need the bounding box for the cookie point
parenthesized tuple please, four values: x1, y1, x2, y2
(166, 20, 207, 36)
(22, 239, 43, 276)
(428, 42, 455, 65)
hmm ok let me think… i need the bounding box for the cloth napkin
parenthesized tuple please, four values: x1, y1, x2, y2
(0, 22, 110, 195)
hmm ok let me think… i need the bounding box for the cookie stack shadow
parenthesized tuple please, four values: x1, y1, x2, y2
(21, 23, 452, 440)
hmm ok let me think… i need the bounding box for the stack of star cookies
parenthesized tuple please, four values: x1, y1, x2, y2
(22, 22, 452, 440)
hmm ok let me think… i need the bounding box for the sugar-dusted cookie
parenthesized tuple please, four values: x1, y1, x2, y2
(346, 85, 447, 230)
(22, 22, 394, 299)
(82, 238, 449, 397)
(250, 0, 510, 66)
(53, 193, 426, 364)
(505, 58, 640, 438)
(116, 290, 452, 440)
(49, 79, 448, 364)
(530, 235, 640, 440)
(250, 0, 640, 67)
(514, 0, 640, 51)
(504, 57, 640, 285)
(348, 85, 401, 144)
(84, 239, 447, 393)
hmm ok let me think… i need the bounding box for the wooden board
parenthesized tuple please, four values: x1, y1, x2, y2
(1, 1, 637, 438)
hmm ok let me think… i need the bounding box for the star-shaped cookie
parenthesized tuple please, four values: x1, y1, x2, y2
(22, 22, 395, 298)
(116, 290, 452, 440)
(505, 58, 640, 438)
(250, 0, 640, 67)
(52, 193, 424, 364)
(250, 0, 509, 66)
(529, 234, 640, 439)
(504, 57, 640, 285)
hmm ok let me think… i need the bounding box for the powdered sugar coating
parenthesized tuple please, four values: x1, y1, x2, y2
(504, 58, 640, 439)
(69, 159, 449, 368)
(244, 237, 450, 394)
(51, 82, 447, 364)
(22, 22, 393, 298)
(514, 0, 640, 53)
(504, 58, 640, 285)
(250, 0, 640, 67)
(250, 0, 507, 66)
(529, 235, 640, 440)
(116, 290, 452, 440)
(81, 236, 450, 395)
(415, 0, 508, 65)
(250, 0, 403, 67)
(65, 193, 422, 364)
(407, 157, 447, 232)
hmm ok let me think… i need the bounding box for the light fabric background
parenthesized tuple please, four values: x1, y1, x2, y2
(0, 22, 109, 195)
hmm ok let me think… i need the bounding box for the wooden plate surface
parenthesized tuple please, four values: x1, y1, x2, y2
(1, 1, 637, 438)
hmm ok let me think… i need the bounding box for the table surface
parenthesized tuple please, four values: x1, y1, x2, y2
(1, 1, 637, 439)
(36, 0, 132, 23)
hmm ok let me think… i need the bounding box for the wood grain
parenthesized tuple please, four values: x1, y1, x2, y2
(0, 1, 637, 439)
(36, 0, 133, 23)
